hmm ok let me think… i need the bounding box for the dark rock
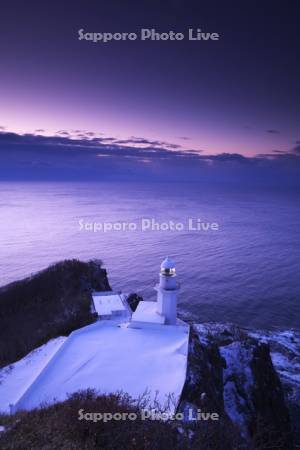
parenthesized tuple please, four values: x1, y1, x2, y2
(178, 323, 293, 449)
(250, 342, 293, 449)
(249, 329, 300, 448)
(126, 293, 143, 312)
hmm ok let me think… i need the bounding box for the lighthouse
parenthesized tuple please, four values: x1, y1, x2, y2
(155, 257, 179, 325)
(129, 256, 180, 328)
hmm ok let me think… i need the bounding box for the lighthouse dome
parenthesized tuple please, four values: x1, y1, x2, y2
(161, 256, 175, 270)
(160, 257, 176, 276)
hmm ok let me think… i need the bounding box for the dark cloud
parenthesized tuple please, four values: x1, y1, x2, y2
(266, 129, 280, 134)
(293, 144, 300, 154)
(114, 136, 182, 149)
(179, 136, 191, 140)
(208, 153, 251, 163)
(0, 131, 299, 163)
(0, 132, 29, 144)
(56, 130, 71, 136)
(0, 131, 184, 158)
(0, 130, 299, 185)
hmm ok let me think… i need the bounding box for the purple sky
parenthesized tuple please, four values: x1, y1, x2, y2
(0, 1, 299, 165)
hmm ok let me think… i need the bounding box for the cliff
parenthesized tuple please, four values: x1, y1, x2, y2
(178, 323, 294, 449)
(0, 259, 111, 368)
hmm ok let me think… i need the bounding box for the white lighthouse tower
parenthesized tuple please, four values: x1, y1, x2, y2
(129, 257, 180, 328)
(155, 257, 179, 325)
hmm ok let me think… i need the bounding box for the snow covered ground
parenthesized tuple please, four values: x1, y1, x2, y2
(2, 321, 189, 413)
(0, 337, 66, 413)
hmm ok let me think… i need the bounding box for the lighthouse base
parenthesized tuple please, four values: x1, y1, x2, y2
(129, 301, 166, 329)
(155, 284, 178, 325)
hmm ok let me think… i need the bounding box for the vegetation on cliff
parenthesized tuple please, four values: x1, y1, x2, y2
(0, 390, 243, 450)
(0, 259, 110, 368)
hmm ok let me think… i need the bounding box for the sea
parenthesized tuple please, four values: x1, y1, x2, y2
(0, 181, 299, 330)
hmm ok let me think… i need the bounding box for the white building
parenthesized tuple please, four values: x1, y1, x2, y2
(92, 291, 131, 321)
(130, 257, 180, 328)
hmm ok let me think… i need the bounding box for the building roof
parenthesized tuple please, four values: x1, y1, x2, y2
(92, 292, 127, 316)
(131, 301, 165, 324)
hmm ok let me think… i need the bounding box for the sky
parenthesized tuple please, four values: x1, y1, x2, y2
(0, 0, 299, 182)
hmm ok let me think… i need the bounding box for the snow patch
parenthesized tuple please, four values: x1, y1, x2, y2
(0, 337, 66, 413)
(12, 321, 189, 412)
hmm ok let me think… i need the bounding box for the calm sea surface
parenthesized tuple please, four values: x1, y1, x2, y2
(0, 181, 299, 330)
